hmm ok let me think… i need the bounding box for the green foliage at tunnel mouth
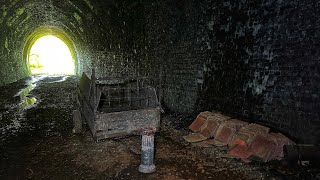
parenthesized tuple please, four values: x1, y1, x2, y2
(28, 35, 75, 75)
(23, 26, 77, 76)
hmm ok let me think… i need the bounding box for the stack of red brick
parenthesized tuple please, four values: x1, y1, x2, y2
(184, 111, 295, 162)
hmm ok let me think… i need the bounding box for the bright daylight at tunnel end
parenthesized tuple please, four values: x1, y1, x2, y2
(27, 35, 75, 75)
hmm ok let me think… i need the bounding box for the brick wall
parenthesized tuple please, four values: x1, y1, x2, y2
(1, 0, 319, 143)
(139, 0, 320, 143)
(135, 1, 203, 112)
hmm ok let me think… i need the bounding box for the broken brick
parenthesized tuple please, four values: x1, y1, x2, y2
(183, 133, 207, 143)
(212, 139, 228, 147)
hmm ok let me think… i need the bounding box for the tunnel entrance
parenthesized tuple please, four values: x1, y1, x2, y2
(28, 35, 75, 75)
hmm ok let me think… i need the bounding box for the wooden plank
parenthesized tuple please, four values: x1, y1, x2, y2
(94, 108, 160, 140)
(79, 72, 91, 100)
(80, 92, 96, 137)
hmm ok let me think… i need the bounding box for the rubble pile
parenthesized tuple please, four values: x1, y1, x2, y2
(184, 111, 295, 163)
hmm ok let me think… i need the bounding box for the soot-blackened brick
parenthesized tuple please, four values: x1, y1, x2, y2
(135, 0, 320, 143)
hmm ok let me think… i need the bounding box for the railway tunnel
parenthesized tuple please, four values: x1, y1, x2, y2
(0, 0, 320, 179)
(0, 0, 130, 81)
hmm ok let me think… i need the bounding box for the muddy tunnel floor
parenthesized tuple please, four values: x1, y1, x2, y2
(0, 76, 319, 180)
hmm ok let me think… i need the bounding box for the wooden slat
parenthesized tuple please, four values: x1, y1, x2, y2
(94, 108, 160, 140)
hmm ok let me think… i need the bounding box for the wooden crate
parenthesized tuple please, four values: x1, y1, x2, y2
(77, 71, 160, 141)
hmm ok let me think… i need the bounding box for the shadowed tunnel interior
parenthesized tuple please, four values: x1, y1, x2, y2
(0, 0, 320, 179)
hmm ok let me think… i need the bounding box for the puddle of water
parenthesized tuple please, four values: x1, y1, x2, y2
(15, 76, 44, 109)
(48, 76, 69, 83)
(17, 82, 37, 109)
(15, 75, 68, 109)
(18, 96, 37, 109)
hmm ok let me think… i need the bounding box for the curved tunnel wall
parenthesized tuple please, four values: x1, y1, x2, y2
(0, 0, 135, 85)
(136, 0, 320, 143)
(1, 0, 319, 144)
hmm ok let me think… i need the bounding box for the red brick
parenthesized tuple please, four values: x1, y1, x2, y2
(245, 123, 270, 134)
(228, 123, 270, 148)
(267, 133, 295, 161)
(199, 118, 220, 138)
(201, 113, 231, 137)
(189, 111, 216, 132)
(214, 125, 237, 146)
(228, 127, 256, 148)
(198, 111, 216, 118)
(210, 113, 231, 122)
(249, 134, 276, 162)
(214, 119, 248, 146)
(189, 116, 206, 132)
(229, 144, 253, 162)
(227, 119, 249, 130)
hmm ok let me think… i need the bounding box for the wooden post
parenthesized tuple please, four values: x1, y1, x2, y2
(72, 110, 82, 133)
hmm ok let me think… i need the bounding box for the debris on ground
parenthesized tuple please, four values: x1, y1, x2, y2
(183, 133, 207, 143)
(0, 76, 266, 179)
(1, 76, 319, 179)
(185, 111, 295, 163)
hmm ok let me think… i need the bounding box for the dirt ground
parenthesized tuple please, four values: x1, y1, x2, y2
(0, 75, 319, 180)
